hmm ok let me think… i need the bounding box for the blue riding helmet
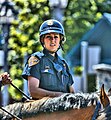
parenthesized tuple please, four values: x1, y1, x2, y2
(39, 19, 66, 45)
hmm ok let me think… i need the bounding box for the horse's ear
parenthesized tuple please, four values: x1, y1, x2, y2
(100, 84, 110, 108)
(108, 88, 111, 96)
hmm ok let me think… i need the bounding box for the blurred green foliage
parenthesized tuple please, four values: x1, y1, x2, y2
(73, 66, 83, 76)
(7, 0, 111, 100)
(63, 0, 111, 54)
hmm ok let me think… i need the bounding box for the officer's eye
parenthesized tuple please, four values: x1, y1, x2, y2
(54, 36, 59, 39)
(45, 35, 51, 39)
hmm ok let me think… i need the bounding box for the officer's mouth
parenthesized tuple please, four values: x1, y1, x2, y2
(50, 44, 56, 46)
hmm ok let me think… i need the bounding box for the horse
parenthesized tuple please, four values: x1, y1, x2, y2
(0, 84, 110, 120)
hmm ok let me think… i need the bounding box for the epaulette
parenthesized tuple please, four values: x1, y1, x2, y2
(28, 51, 44, 67)
(33, 51, 44, 59)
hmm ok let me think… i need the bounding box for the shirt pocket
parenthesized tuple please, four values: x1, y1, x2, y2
(41, 69, 56, 87)
(63, 71, 70, 85)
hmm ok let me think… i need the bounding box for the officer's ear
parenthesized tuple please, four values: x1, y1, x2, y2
(60, 34, 63, 41)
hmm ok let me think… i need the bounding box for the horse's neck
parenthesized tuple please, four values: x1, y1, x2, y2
(0, 93, 99, 119)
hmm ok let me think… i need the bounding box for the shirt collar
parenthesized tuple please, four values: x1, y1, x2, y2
(43, 49, 64, 64)
(43, 49, 57, 61)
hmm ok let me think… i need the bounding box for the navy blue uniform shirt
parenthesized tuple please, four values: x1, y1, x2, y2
(0, 81, 2, 91)
(22, 49, 74, 93)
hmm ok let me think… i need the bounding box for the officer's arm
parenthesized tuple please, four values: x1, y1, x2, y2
(28, 76, 63, 99)
(69, 85, 75, 93)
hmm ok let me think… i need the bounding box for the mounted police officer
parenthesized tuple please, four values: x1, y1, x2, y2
(22, 19, 74, 99)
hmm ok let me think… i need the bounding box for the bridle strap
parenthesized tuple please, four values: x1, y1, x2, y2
(92, 101, 101, 120)
(0, 106, 22, 120)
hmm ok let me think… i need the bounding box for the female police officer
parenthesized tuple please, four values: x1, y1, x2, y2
(22, 19, 74, 99)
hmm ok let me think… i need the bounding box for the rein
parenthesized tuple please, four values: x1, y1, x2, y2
(0, 82, 31, 119)
(0, 106, 22, 120)
(11, 83, 32, 100)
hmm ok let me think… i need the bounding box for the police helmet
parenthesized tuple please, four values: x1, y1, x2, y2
(39, 19, 66, 45)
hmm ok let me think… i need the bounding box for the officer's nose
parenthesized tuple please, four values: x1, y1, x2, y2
(50, 36, 56, 42)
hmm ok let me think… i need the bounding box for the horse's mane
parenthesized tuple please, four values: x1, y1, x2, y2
(0, 92, 98, 119)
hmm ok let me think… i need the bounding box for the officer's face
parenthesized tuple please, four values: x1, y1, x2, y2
(43, 33, 61, 53)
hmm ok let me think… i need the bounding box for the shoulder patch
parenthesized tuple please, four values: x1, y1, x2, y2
(28, 56, 40, 67)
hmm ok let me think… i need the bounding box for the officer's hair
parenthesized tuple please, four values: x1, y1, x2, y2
(40, 35, 45, 45)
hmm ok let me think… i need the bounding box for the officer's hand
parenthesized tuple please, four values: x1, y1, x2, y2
(0, 72, 12, 85)
(53, 92, 63, 97)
